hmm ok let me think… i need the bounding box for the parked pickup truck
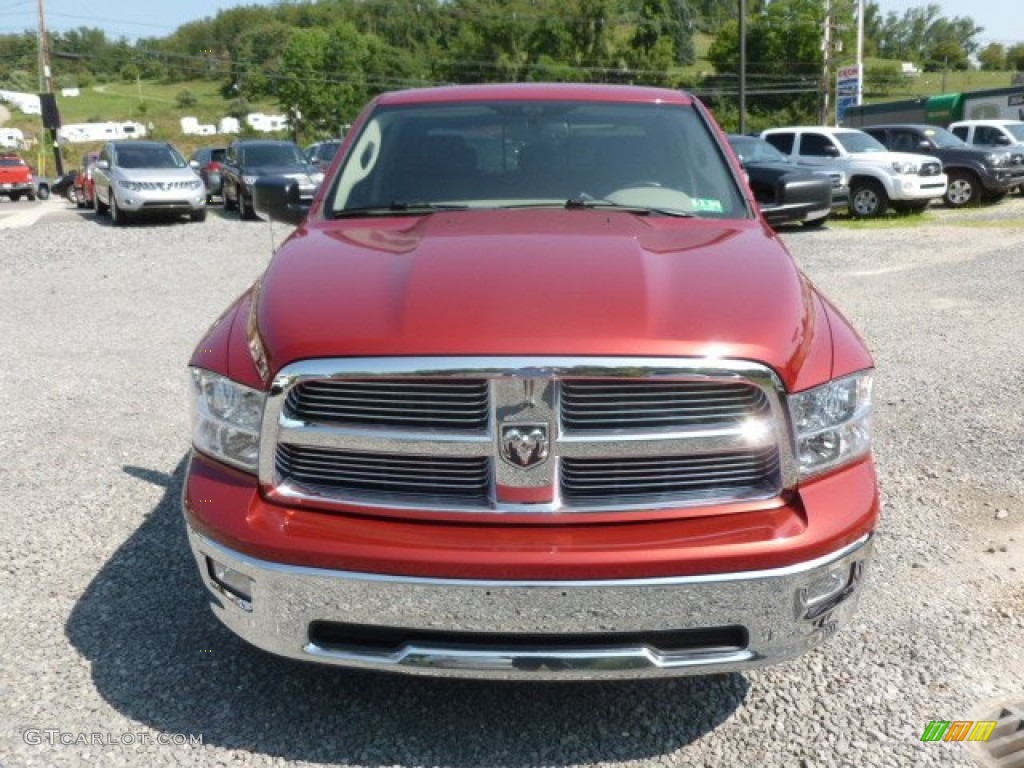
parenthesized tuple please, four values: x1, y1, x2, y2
(0, 153, 36, 201)
(185, 83, 879, 679)
(761, 126, 948, 217)
(863, 123, 1024, 206)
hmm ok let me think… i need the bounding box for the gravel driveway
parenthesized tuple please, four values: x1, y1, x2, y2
(1, 200, 1021, 767)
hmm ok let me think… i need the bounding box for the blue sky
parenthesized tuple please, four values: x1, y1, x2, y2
(0, 0, 267, 40)
(2, 0, 1021, 47)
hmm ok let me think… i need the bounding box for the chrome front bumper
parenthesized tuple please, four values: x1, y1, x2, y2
(187, 526, 872, 680)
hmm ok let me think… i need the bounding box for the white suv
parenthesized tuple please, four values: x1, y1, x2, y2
(948, 120, 1024, 153)
(761, 126, 948, 217)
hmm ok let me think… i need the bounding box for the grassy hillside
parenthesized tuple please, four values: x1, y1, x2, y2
(3, 78, 280, 176)
(860, 59, 1018, 103)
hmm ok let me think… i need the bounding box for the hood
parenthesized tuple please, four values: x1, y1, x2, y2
(256, 209, 823, 388)
(847, 149, 933, 169)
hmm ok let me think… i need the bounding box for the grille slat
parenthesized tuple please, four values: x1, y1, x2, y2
(277, 445, 489, 501)
(562, 450, 779, 501)
(561, 380, 770, 431)
(287, 379, 489, 430)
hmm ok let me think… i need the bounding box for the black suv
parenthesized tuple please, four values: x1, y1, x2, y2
(220, 139, 323, 219)
(862, 124, 1024, 207)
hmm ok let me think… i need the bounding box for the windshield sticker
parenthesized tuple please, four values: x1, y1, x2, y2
(692, 198, 724, 213)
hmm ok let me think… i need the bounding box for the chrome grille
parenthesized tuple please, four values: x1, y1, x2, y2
(276, 444, 490, 502)
(561, 380, 769, 431)
(286, 379, 489, 430)
(130, 180, 200, 190)
(562, 449, 780, 503)
(261, 357, 795, 515)
(918, 161, 942, 177)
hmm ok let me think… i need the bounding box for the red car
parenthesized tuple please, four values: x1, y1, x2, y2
(0, 153, 35, 201)
(185, 83, 878, 679)
(70, 151, 99, 208)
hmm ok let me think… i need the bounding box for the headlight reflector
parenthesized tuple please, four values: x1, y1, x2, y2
(891, 161, 917, 175)
(118, 180, 141, 191)
(189, 368, 265, 473)
(789, 372, 872, 478)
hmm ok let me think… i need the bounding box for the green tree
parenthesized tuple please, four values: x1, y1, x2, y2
(976, 43, 1006, 72)
(1006, 43, 1024, 71)
(176, 88, 197, 108)
(275, 23, 372, 137)
(864, 62, 904, 95)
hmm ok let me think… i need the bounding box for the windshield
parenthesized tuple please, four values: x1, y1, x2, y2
(114, 145, 187, 169)
(329, 100, 746, 219)
(317, 142, 341, 161)
(728, 136, 788, 163)
(1006, 124, 1024, 141)
(240, 144, 306, 167)
(921, 127, 965, 148)
(835, 132, 887, 153)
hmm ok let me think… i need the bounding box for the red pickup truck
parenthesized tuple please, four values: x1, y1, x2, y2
(185, 83, 878, 679)
(0, 153, 36, 201)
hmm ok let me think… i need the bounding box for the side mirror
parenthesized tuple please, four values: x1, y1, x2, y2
(917, 140, 932, 151)
(253, 176, 310, 226)
(189, 159, 200, 169)
(96, 159, 109, 170)
(995, 135, 1012, 146)
(822, 144, 840, 157)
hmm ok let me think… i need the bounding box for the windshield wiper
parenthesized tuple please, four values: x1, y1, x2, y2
(333, 201, 469, 218)
(564, 196, 695, 217)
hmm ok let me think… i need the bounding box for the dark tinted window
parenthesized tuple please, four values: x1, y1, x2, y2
(763, 133, 794, 153)
(239, 144, 306, 166)
(889, 130, 920, 152)
(799, 133, 835, 156)
(114, 145, 186, 169)
(951, 126, 968, 141)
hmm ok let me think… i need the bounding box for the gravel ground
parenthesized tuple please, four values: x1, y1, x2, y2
(0, 199, 1022, 768)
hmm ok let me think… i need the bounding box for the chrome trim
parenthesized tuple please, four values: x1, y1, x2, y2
(258, 357, 797, 514)
(187, 526, 874, 679)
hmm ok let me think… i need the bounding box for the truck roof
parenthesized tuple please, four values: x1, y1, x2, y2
(762, 126, 865, 134)
(374, 82, 695, 107)
(948, 118, 1024, 127)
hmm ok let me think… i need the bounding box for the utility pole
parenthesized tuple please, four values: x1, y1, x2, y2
(36, 0, 63, 175)
(739, 0, 747, 134)
(819, 0, 832, 124)
(856, 0, 864, 106)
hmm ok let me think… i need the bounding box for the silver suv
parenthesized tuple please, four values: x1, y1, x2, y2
(92, 140, 207, 225)
(761, 126, 948, 217)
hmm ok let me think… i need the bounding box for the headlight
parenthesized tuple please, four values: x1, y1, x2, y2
(189, 368, 265, 473)
(118, 180, 141, 191)
(891, 161, 917, 175)
(242, 175, 258, 186)
(310, 172, 325, 186)
(789, 372, 872, 478)
(984, 152, 1009, 167)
